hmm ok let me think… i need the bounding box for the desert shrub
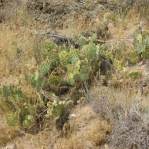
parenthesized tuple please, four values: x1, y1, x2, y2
(47, 100, 72, 118)
(0, 39, 98, 130)
(134, 31, 149, 60)
(104, 41, 129, 70)
(0, 37, 114, 130)
(127, 51, 139, 65)
(0, 85, 44, 131)
(26, 40, 112, 129)
(27, 71, 46, 91)
(91, 96, 149, 149)
(128, 71, 142, 80)
(29, 40, 103, 94)
(109, 101, 149, 149)
(107, 33, 148, 68)
(47, 99, 72, 129)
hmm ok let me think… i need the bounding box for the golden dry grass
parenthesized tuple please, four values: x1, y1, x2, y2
(0, 1, 149, 148)
(54, 104, 111, 149)
(0, 24, 35, 76)
(0, 4, 48, 81)
(54, 120, 111, 149)
(0, 126, 21, 146)
(0, 7, 44, 147)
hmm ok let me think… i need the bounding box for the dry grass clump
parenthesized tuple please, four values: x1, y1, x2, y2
(0, 128, 21, 146)
(84, 119, 111, 146)
(0, 26, 34, 72)
(54, 119, 111, 149)
(0, 16, 43, 85)
(13, 129, 54, 149)
(0, 0, 22, 23)
(53, 104, 111, 149)
(0, 0, 45, 82)
(54, 136, 86, 149)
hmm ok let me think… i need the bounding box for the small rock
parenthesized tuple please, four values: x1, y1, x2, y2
(69, 113, 77, 119)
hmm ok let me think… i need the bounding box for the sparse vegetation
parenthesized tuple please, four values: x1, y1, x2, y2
(134, 31, 149, 60)
(0, 85, 44, 131)
(0, 0, 149, 148)
(128, 71, 142, 80)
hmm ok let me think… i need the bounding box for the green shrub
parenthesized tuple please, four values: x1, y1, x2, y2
(0, 37, 115, 130)
(134, 32, 149, 60)
(27, 71, 46, 91)
(128, 71, 142, 80)
(29, 40, 102, 89)
(128, 51, 139, 65)
(47, 99, 72, 119)
(0, 85, 43, 130)
(25, 40, 106, 128)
